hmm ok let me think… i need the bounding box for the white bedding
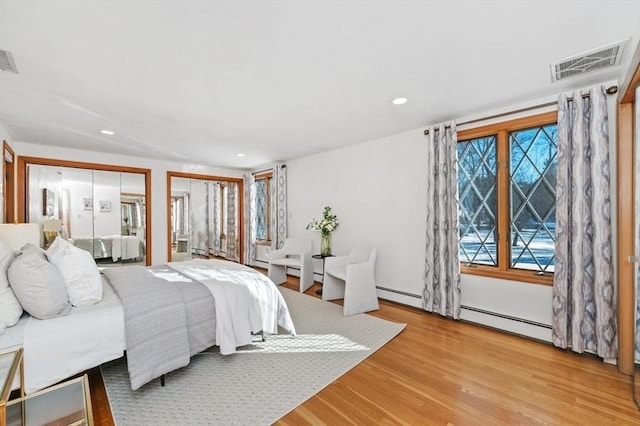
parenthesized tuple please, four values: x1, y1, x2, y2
(0, 260, 294, 393)
(109, 235, 142, 262)
(169, 259, 296, 355)
(19, 279, 124, 393)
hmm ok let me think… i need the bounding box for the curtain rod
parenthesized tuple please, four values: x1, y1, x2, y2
(252, 164, 286, 176)
(423, 85, 618, 135)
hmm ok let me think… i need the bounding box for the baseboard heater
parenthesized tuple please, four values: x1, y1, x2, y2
(461, 305, 552, 329)
(376, 286, 422, 299)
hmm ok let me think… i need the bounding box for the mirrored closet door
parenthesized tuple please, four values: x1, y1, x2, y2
(167, 171, 243, 263)
(18, 157, 151, 266)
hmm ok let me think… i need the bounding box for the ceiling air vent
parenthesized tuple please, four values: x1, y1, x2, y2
(550, 39, 628, 83)
(0, 49, 18, 73)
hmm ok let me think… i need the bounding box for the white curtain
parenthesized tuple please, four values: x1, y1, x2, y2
(210, 182, 221, 257)
(552, 85, 616, 359)
(270, 163, 287, 250)
(189, 181, 209, 256)
(225, 182, 239, 262)
(423, 122, 461, 319)
(243, 173, 256, 265)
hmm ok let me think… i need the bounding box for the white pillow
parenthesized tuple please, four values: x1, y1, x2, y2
(8, 250, 71, 320)
(46, 237, 102, 307)
(0, 240, 21, 334)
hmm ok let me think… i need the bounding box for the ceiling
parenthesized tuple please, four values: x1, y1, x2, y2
(1, 1, 639, 169)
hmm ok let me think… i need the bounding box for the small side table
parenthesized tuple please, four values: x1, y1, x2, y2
(0, 348, 24, 426)
(312, 254, 334, 295)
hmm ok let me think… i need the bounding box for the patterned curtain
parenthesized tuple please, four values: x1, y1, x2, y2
(423, 122, 461, 319)
(552, 85, 616, 359)
(225, 182, 239, 262)
(270, 163, 287, 250)
(243, 173, 257, 265)
(210, 181, 221, 257)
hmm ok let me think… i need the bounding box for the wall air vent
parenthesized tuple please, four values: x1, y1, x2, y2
(550, 39, 628, 82)
(0, 49, 18, 73)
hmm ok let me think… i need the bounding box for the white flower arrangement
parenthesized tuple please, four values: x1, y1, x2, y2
(306, 206, 339, 237)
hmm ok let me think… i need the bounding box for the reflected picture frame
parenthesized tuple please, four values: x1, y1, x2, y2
(83, 198, 93, 210)
(99, 201, 111, 212)
(42, 188, 55, 216)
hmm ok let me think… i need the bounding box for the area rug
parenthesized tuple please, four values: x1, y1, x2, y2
(102, 287, 406, 425)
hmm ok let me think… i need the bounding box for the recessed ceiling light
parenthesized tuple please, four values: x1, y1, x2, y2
(392, 97, 408, 105)
(100, 129, 115, 135)
(237, 153, 245, 157)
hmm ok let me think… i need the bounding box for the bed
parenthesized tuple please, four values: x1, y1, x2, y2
(70, 235, 145, 262)
(0, 240, 296, 393)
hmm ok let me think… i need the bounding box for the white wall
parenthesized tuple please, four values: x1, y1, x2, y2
(12, 141, 244, 264)
(286, 82, 620, 341)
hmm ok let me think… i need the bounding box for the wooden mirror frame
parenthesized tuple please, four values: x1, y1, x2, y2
(166, 171, 244, 263)
(17, 156, 152, 266)
(3, 141, 15, 223)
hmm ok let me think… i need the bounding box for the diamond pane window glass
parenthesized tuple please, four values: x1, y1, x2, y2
(255, 178, 268, 241)
(457, 136, 498, 266)
(509, 124, 557, 272)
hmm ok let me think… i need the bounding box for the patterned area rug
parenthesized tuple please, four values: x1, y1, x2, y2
(102, 287, 406, 426)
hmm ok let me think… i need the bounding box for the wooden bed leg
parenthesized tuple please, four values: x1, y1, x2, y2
(160, 374, 165, 387)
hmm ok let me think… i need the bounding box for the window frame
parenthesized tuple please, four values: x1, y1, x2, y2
(457, 111, 558, 286)
(254, 171, 273, 245)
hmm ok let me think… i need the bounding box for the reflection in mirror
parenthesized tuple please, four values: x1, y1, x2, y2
(21, 158, 151, 266)
(168, 172, 242, 263)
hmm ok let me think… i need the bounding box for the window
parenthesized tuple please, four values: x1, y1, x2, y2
(457, 111, 558, 284)
(255, 172, 272, 243)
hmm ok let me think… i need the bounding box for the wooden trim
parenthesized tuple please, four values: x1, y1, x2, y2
(457, 111, 559, 141)
(458, 111, 558, 285)
(167, 170, 243, 184)
(17, 156, 152, 266)
(166, 172, 172, 262)
(616, 54, 640, 375)
(496, 129, 509, 273)
(461, 265, 553, 286)
(3, 141, 15, 224)
(254, 170, 273, 180)
(167, 171, 244, 263)
(617, 95, 637, 375)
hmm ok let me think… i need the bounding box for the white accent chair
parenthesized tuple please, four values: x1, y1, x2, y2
(322, 243, 378, 316)
(268, 238, 314, 292)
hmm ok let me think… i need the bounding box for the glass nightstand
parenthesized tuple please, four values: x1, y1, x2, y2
(5, 375, 93, 426)
(1, 348, 92, 426)
(1, 348, 24, 426)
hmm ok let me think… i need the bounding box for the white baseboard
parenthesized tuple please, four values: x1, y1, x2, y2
(376, 288, 422, 309)
(460, 307, 552, 342)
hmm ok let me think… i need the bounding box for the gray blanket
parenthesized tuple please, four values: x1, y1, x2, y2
(102, 266, 215, 390)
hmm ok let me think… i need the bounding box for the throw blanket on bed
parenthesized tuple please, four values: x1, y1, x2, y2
(169, 259, 297, 355)
(102, 266, 215, 390)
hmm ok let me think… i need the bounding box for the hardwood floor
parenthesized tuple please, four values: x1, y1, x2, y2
(88, 274, 639, 425)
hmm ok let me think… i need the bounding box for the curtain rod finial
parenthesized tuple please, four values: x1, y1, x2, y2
(606, 85, 618, 95)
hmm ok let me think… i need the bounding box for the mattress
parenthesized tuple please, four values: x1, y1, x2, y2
(0, 278, 126, 393)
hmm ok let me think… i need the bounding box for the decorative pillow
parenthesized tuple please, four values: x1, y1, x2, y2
(46, 237, 102, 307)
(0, 240, 21, 334)
(19, 242, 47, 259)
(8, 250, 71, 320)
